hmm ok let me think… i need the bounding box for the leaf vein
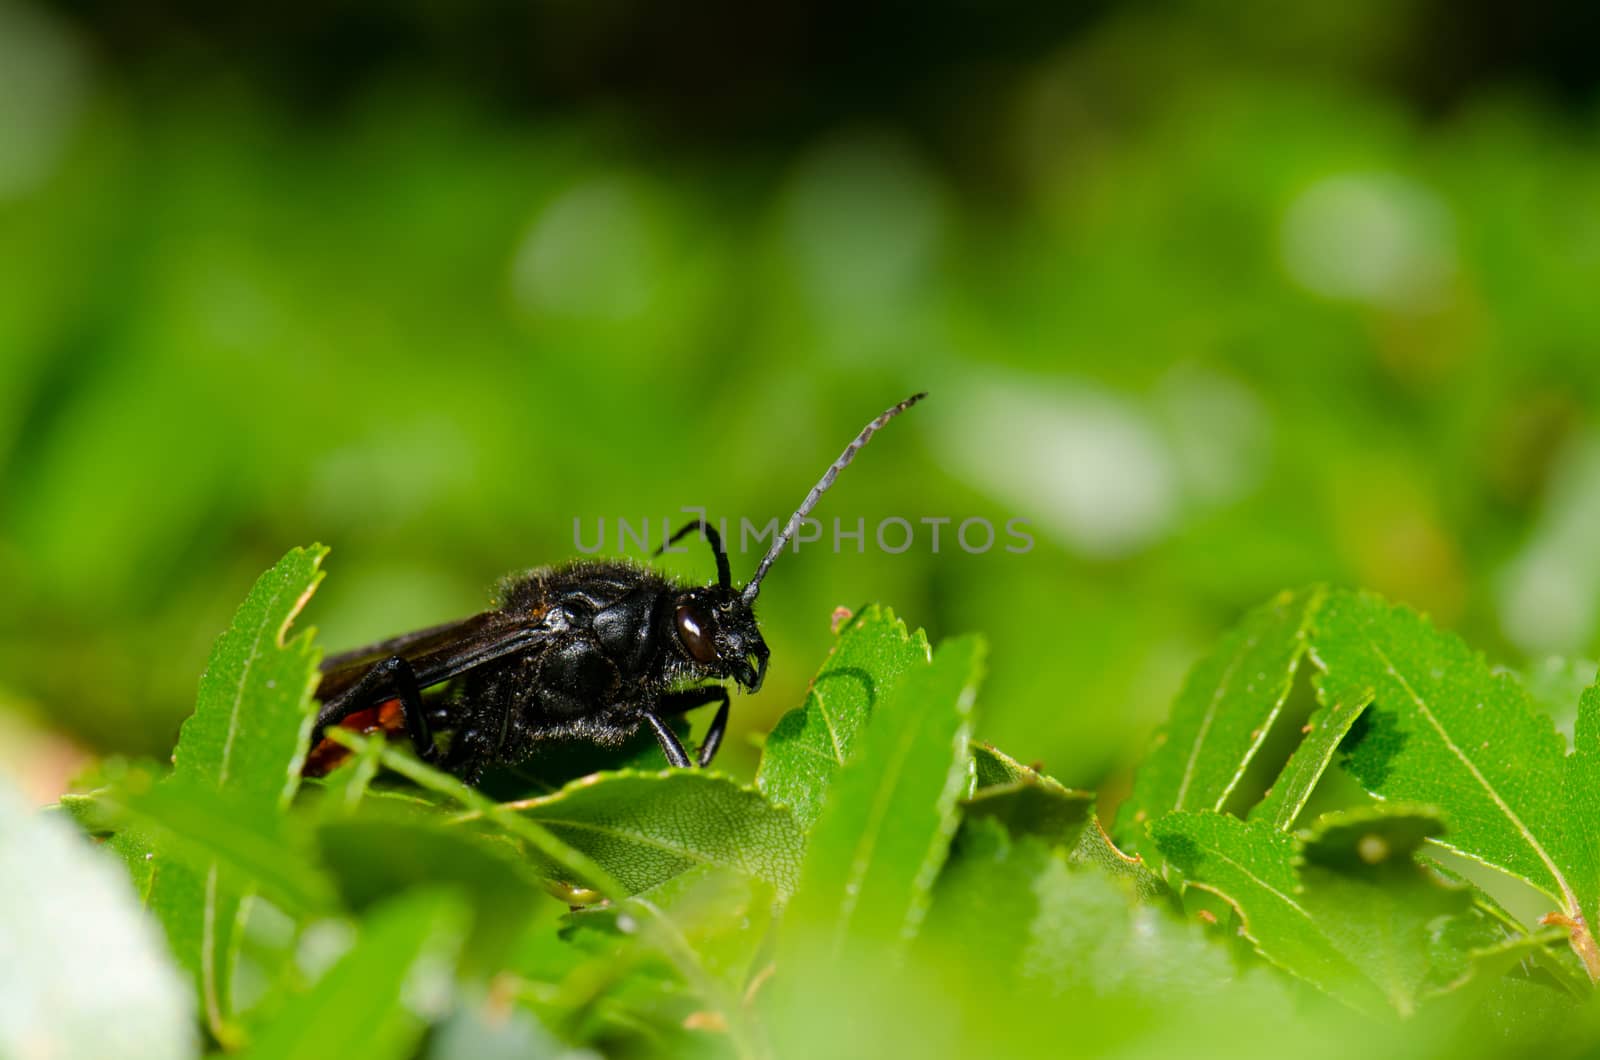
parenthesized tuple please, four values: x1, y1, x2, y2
(216, 576, 294, 788)
(1174, 627, 1262, 812)
(1367, 639, 1575, 912)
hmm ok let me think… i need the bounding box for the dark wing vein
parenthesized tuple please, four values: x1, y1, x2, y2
(316, 610, 551, 701)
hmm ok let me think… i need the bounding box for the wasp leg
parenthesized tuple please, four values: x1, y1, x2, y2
(642, 711, 693, 768)
(313, 656, 439, 763)
(442, 725, 490, 782)
(658, 686, 732, 767)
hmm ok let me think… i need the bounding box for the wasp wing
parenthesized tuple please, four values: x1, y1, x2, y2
(316, 610, 554, 703)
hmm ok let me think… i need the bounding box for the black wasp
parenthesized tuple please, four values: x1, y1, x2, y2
(306, 393, 925, 782)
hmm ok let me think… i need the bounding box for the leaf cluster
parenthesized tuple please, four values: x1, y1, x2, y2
(21, 551, 1600, 1059)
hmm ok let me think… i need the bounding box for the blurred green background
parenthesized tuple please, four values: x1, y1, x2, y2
(3, 0, 1599, 800)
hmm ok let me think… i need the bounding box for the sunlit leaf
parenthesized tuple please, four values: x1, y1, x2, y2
(1118, 588, 1323, 842)
(103, 778, 335, 917)
(780, 635, 984, 961)
(495, 770, 804, 898)
(132, 545, 326, 1043)
(563, 864, 773, 993)
(1152, 804, 1516, 1015)
(327, 729, 627, 900)
(1151, 810, 1375, 1014)
(1251, 683, 1372, 830)
(965, 743, 1095, 848)
(1314, 591, 1598, 976)
(1070, 817, 1174, 907)
(973, 743, 1169, 903)
(763, 631, 985, 1060)
(757, 606, 931, 831)
(1555, 682, 1600, 972)
(1294, 807, 1476, 1015)
(947, 817, 1236, 995)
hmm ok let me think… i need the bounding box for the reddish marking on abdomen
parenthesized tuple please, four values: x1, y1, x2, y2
(303, 697, 407, 777)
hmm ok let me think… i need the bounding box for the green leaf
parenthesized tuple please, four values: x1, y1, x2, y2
(780, 635, 985, 962)
(310, 730, 388, 820)
(1312, 591, 1596, 974)
(1556, 683, 1600, 969)
(493, 770, 804, 898)
(965, 743, 1095, 849)
(922, 819, 1232, 1002)
(328, 729, 627, 900)
(1070, 818, 1175, 907)
(484, 719, 692, 797)
(1419, 879, 1574, 1001)
(0, 781, 195, 1060)
(238, 891, 464, 1060)
(1295, 807, 1475, 1015)
(1118, 588, 1323, 839)
(1024, 851, 1234, 997)
(560, 864, 774, 1054)
(105, 779, 335, 917)
(171, 544, 328, 797)
(1251, 684, 1372, 830)
(317, 814, 548, 973)
(1416, 857, 1590, 999)
(512, 864, 771, 1055)
(757, 605, 931, 831)
(916, 820, 1053, 989)
(1152, 806, 1492, 1014)
(1151, 810, 1387, 1013)
(563, 864, 773, 994)
(133, 545, 327, 1043)
(973, 743, 1170, 903)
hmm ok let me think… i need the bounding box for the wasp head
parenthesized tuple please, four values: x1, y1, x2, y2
(659, 392, 924, 698)
(671, 586, 770, 692)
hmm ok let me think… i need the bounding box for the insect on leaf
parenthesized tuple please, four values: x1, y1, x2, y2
(757, 605, 932, 831)
(1117, 588, 1323, 842)
(132, 544, 328, 1044)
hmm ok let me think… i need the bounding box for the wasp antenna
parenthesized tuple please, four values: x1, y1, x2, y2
(657, 520, 733, 591)
(741, 392, 927, 604)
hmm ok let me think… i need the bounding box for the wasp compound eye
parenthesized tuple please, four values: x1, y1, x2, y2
(676, 603, 718, 663)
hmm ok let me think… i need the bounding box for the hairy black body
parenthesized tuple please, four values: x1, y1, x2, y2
(307, 393, 924, 782)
